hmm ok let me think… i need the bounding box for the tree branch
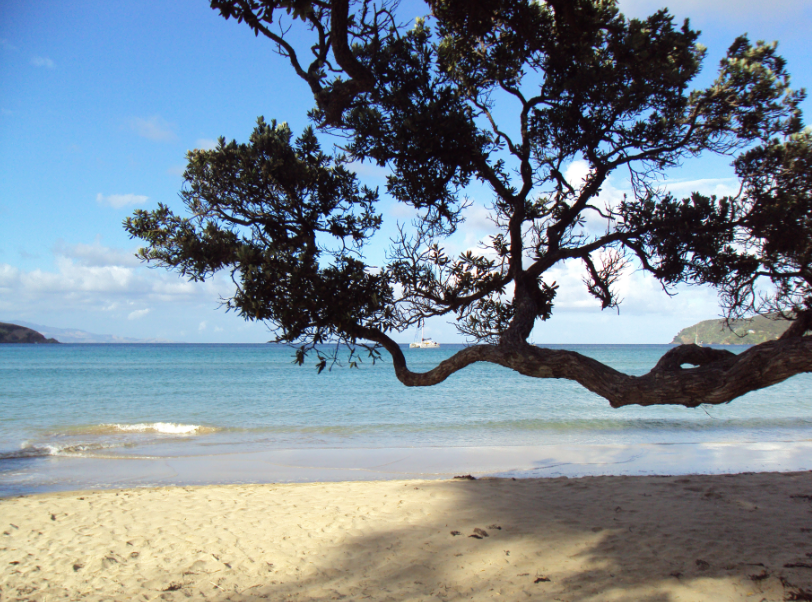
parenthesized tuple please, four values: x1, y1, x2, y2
(357, 331, 812, 408)
(329, 0, 375, 90)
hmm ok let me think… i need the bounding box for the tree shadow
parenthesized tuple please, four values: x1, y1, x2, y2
(143, 471, 812, 601)
(9, 472, 812, 601)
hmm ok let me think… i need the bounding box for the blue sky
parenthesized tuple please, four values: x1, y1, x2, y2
(1, 0, 811, 344)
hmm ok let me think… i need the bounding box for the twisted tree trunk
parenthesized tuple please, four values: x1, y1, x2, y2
(358, 326, 812, 408)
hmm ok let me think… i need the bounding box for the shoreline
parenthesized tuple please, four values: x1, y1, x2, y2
(3, 471, 812, 601)
(4, 438, 812, 498)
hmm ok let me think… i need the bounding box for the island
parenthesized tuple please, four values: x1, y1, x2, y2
(0, 322, 60, 344)
(671, 314, 790, 345)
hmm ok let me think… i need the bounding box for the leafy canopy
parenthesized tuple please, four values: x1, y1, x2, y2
(125, 0, 812, 404)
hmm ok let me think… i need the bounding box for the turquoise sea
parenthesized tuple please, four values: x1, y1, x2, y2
(2, 343, 812, 496)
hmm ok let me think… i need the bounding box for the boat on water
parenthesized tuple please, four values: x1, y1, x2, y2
(410, 324, 440, 349)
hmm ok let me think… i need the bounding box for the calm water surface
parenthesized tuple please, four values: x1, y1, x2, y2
(1, 343, 811, 493)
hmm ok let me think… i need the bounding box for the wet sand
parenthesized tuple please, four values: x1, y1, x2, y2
(5, 440, 812, 497)
(3, 471, 812, 601)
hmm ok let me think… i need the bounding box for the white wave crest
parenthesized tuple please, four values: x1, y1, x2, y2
(0, 423, 215, 461)
(106, 422, 206, 435)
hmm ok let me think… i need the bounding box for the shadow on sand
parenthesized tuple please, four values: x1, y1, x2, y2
(153, 471, 812, 601)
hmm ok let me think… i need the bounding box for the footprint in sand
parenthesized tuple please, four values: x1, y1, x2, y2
(469, 528, 489, 539)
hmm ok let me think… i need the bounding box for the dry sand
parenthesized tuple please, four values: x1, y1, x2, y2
(3, 471, 812, 601)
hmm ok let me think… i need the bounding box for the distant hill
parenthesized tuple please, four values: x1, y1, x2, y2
(0, 322, 60, 344)
(671, 314, 791, 345)
(6, 321, 174, 344)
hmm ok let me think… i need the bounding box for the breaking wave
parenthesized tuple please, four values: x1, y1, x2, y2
(0, 423, 218, 461)
(0, 441, 119, 460)
(101, 422, 214, 435)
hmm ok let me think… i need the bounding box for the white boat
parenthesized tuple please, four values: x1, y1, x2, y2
(410, 324, 440, 348)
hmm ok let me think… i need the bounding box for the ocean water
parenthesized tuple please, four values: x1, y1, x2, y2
(2, 343, 811, 494)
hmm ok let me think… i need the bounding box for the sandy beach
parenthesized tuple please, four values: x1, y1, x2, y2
(3, 472, 812, 601)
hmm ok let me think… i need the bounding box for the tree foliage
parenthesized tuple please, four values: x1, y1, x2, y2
(125, 0, 812, 407)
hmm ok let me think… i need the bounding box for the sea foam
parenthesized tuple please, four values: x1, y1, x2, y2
(105, 422, 210, 435)
(0, 423, 214, 460)
(1, 441, 116, 460)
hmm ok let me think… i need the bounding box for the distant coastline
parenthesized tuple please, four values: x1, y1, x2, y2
(0, 322, 59, 344)
(2, 320, 174, 344)
(671, 314, 790, 345)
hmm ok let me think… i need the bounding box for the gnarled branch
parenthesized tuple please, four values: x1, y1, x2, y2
(358, 326, 812, 409)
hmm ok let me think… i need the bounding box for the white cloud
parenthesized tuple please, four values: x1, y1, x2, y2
(564, 160, 591, 191)
(1, 39, 18, 52)
(0, 242, 283, 343)
(43, 256, 137, 293)
(0, 263, 19, 288)
(128, 308, 150, 320)
(129, 116, 177, 142)
(0, 248, 234, 314)
(31, 56, 54, 69)
(662, 177, 740, 199)
(96, 193, 148, 209)
(198, 320, 207, 331)
(194, 138, 218, 151)
(53, 238, 141, 268)
(545, 260, 597, 311)
(545, 257, 720, 319)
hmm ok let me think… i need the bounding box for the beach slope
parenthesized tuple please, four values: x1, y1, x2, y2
(2, 472, 812, 601)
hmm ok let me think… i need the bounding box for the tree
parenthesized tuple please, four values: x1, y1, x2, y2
(125, 0, 812, 408)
